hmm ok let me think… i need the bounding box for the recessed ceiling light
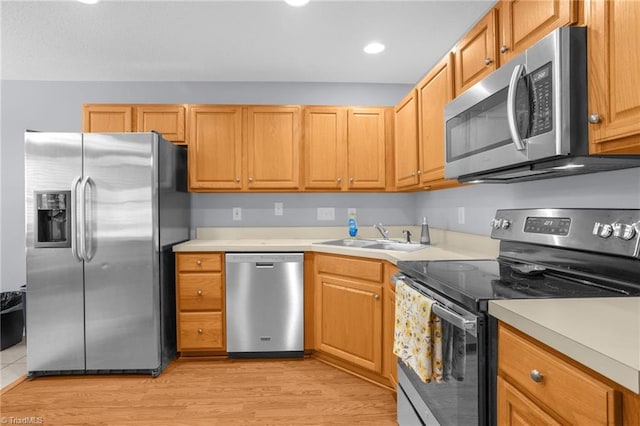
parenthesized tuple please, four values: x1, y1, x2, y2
(285, 0, 310, 6)
(77, 0, 100, 4)
(364, 42, 385, 55)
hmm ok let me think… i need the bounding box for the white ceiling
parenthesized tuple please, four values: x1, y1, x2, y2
(1, 0, 496, 84)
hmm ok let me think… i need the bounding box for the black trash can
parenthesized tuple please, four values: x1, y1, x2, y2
(1, 290, 25, 350)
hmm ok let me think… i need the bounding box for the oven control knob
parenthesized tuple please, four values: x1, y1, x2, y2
(500, 219, 511, 229)
(490, 219, 502, 229)
(594, 223, 613, 238)
(612, 223, 636, 240)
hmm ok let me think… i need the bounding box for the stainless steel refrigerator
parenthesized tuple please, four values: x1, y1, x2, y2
(25, 131, 189, 377)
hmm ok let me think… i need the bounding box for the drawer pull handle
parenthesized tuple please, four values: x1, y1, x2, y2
(530, 369, 543, 383)
(196, 259, 202, 266)
(197, 290, 203, 296)
(197, 328, 204, 334)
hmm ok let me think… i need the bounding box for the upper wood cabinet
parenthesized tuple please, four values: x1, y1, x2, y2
(303, 107, 347, 190)
(82, 104, 186, 144)
(498, 0, 578, 63)
(454, 9, 498, 96)
(83, 105, 133, 133)
(346, 107, 388, 190)
(417, 53, 461, 190)
(188, 105, 243, 191)
(246, 106, 301, 190)
(586, 0, 640, 154)
(394, 90, 420, 190)
(303, 106, 390, 191)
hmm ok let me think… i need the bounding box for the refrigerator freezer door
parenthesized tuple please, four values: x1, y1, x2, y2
(82, 133, 160, 371)
(25, 132, 85, 373)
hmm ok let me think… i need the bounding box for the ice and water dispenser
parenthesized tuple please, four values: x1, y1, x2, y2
(34, 191, 71, 248)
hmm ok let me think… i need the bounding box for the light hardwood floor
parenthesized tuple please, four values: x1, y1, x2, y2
(0, 358, 398, 425)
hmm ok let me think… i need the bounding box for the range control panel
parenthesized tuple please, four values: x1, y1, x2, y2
(490, 209, 640, 259)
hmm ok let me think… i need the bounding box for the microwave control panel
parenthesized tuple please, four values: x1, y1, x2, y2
(528, 62, 553, 137)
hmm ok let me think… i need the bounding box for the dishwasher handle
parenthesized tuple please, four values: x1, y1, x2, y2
(255, 263, 275, 269)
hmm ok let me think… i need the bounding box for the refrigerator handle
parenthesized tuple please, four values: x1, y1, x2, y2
(70, 176, 82, 262)
(79, 176, 94, 262)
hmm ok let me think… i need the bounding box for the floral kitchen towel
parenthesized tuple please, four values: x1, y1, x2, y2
(393, 279, 443, 383)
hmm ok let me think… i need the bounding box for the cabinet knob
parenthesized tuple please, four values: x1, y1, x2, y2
(349, 177, 355, 184)
(197, 289, 203, 296)
(196, 259, 202, 266)
(411, 172, 416, 177)
(248, 177, 254, 183)
(417, 170, 422, 176)
(235, 177, 240, 183)
(588, 114, 601, 124)
(337, 177, 342, 183)
(485, 58, 493, 66)
(197, 328, 204, 334)
(530, 369, 543, 383)
(500, 45, 509, 54)
(374, 294, 380, 300)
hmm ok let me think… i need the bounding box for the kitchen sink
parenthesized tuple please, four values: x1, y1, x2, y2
(315, 239, 427, 252)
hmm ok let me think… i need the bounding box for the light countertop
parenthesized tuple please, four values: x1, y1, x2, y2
(489, 298, 640, 393)
(172, 226, 500, 263)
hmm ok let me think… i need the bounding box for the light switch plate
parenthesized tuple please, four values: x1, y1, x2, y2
(233, 207, 242, 221)
(274, 202, 283, 216)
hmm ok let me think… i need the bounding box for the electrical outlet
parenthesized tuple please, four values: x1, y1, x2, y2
(317, 207, 335, 221)
(274, 202, 283, 216)
(347, 208, 357, 218)
(457, 207, 465, 224)
(233, 207, 242, 221)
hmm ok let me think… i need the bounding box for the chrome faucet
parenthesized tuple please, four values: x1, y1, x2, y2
(402, 229, 412, 243)
(374, 223, 389, 240)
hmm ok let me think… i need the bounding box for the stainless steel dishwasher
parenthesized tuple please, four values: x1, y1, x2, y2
(225, 253, 304, 358)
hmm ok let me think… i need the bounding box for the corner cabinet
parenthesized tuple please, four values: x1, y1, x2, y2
(497, 322, 632, 425)
(586, 0, 640, 154)
(82, 104, 186, 144)
(176, 253, 226, 354)
(394, 90, 420, 190)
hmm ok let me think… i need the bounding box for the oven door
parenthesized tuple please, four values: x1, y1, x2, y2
(396, 278, 485, 425)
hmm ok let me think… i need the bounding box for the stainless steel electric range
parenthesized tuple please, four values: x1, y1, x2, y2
(394, 208, 640, 426)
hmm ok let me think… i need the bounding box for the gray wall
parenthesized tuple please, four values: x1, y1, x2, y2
(2, 80, 640, 291)
(0, 80, 410, 291)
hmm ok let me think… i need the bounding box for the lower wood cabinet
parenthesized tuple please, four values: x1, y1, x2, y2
(497, 322, 629, 425)
(176, 252, 226, 354)
(313, 253, 396, 388)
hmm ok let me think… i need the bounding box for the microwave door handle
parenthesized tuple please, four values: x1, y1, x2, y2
(507, 64, 527, 151)
(432, 303, 477, 337)
(70, 176, 82, 262)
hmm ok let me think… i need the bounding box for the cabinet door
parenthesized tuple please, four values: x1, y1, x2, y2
(383, 264, 398, 386)
(82, 105, 133, 133)
(500, 0, 577, 63)
(247, 106, 301, 190)
(136, 104, 186, 144)
(454, 9, 498, 96)
(418, 53, 460, 188)
(188, 105, 243, 190)
(315, 275, 383, 373)
(587, 0, 640, 154)
(498, 376, 562, 425)
(346, 107, 387, 190)
(394, 90, 419, 190)
(303, 106, 346, 190)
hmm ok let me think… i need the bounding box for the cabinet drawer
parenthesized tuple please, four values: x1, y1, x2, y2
(498, 324, 618, 425)
(178, 312, 224, 350)
(178, 273, 222, 311)
(177, 253, 222, 272)
(316, 254, 383, 282)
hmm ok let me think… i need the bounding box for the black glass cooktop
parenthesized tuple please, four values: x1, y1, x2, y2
(397, 258, 640, 313)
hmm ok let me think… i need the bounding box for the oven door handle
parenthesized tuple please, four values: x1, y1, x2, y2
(431, 303, 477, 336)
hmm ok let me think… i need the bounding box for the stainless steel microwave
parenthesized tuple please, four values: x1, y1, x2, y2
(444, 27, 640, 183)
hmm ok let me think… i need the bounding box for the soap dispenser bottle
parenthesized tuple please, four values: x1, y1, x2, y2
(420, 217, 430, 245)
(348, 213, 358, 238)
